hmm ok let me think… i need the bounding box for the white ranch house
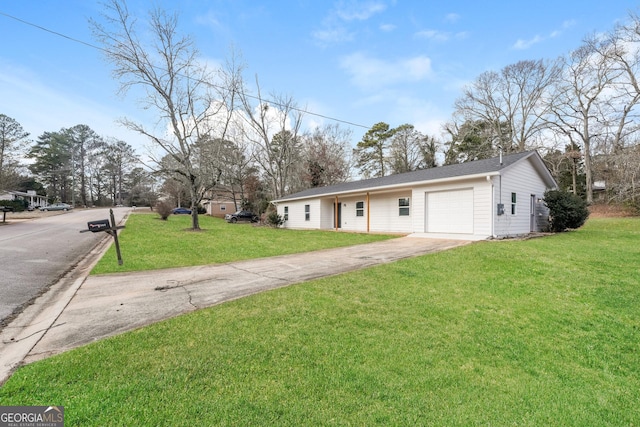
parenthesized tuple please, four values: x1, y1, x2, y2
(272, 151, 557, 240)
(0, 190, 48, 209)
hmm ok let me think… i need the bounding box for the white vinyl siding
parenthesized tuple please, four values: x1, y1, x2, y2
(368, 191, 413, 233)
(278, 200, 321, 229)
(494, 159, 550, 236)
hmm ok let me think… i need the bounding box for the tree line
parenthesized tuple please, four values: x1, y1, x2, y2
(0, 116, 155, 208)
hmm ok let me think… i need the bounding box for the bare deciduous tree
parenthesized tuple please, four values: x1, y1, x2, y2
(388, 124, 437, 173)
(602, 13, 640, 153)
(238, 83, 305, 199)
(91, 0, 238, 229)
(302, 123, 353, 187)
(549, 35, 620, 203)
(453, 59, 560, 153)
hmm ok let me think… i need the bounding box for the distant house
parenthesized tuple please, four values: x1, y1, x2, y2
(201, 186, 244, 217)
(203, 198, 238, 218)
(272, 150, 557, 240)
(0, 190, 48, 209)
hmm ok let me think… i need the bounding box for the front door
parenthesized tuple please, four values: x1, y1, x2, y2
(333, 202, 342, 229)
(530, 194, 536, 232)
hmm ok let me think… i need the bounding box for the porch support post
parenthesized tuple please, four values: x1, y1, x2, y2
(366, 192, 370, 233)
(334, 196, 339, 231)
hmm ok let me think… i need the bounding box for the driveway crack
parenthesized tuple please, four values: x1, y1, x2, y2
(155, 281, 197, 309)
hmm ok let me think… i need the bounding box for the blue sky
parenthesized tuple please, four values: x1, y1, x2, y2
(0, 1, 636, 155)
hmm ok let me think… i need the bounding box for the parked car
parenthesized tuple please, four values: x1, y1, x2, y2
(172, 207, 192, 215)
(225, 210, 259, 223)
(40, 203, 73, 211)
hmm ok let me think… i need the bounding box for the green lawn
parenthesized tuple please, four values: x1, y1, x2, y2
(92, 213, 397, 274)
(2, 218, 639, 426)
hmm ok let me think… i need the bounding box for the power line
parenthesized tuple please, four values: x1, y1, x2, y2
(0, 10, 371, 130)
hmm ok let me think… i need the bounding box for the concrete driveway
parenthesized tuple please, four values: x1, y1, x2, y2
(0, 236, 469, 385)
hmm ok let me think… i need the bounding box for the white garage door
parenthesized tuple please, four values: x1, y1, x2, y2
(426, 189, 474, 234)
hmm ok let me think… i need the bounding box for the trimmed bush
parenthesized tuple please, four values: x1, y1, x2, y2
(544, 190, 589, 232)
(265, 211, 284, 228)
(155, 201, 173, 220)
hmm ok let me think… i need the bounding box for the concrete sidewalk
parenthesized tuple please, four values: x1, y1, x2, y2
(0, 236, 469, 385)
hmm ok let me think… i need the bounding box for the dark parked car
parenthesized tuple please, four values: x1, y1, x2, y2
(172, 207, 192, 215)
(225, 210, 259, 223)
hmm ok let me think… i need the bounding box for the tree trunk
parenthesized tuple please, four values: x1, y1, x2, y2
(583, 125, 593, 204)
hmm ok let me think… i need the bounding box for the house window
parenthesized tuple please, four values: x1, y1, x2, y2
(356, 201, 364, 217)
(305, 204, 310, 221)
(284, 206, 289, 221)
(220, 204, 226, 211)
(511, 192, 517, 215)
(399, 198, 410, 216)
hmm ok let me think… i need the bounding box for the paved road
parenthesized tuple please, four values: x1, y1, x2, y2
(0, 207, 129, 324)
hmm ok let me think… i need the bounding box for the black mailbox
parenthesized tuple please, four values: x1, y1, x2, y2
(87, 219, 111, 232)
(1, 206, 13, 212)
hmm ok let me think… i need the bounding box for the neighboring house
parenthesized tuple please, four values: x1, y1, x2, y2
(272, 150, 557, 240)
(0, 190, 48, 209)
(203, 199, 237, 218)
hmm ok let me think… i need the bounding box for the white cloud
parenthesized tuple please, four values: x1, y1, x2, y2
(313, 1, 389, 46)
(335, 1, 387, 21)
(194, 11, 223, 31)
(415, 29, 451, 42)
(405, 56, 433, 79)
(513, 34, 544, 50)
(312, 27, 354, 45)
(445, 13, 460, 24)
(512, 19, 577, 50)
(392, 96, 447, 133)
(340, 52, 432, 89)
(380, 23, 396, 32)
(348, 90, 450, 139)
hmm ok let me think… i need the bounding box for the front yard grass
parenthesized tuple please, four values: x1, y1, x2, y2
(91, 213, 397, 274)
(1, 218, 639, 425)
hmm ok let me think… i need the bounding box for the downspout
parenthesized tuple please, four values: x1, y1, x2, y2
(487, 176, 495, 238)
(366, 192, 370, 233)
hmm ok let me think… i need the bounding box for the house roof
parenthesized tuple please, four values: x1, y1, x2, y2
(273, 150, 556, 202)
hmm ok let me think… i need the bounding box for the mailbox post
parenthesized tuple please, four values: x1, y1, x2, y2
(1, 206, 13, 223)
(81, 209, 125, 265)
